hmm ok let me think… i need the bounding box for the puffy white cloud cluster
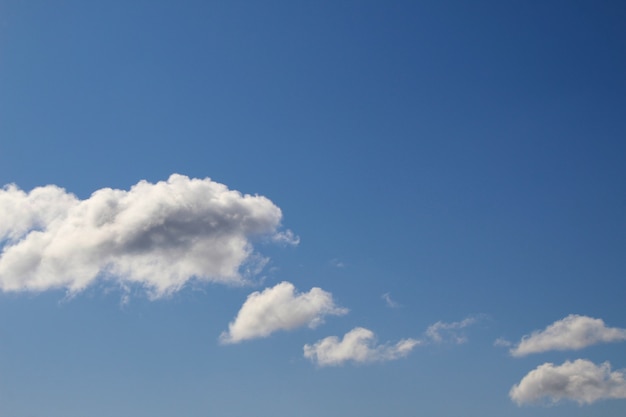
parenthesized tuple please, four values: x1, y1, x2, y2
(0, 174, 487, 372)
(506, 315, 626, 407)
(510, 315, 626, 357)
(0, 174, 297, 298)
(510, 359, 626, 405)
(220, 281, 348, 344)
(220, 283, 477, 365)
(303, 327, 420, 366)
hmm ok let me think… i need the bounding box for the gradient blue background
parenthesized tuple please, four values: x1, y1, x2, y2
(0, 1, 625, 416)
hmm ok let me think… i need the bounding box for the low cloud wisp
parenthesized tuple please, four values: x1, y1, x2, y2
(220, 281, 348, 344)
(425, 317, 477, 344)
(304, 327, 420, 366)
(382, 292, 400, 308)
(303, 316, 479, 367)
(0, 174, 297, 298)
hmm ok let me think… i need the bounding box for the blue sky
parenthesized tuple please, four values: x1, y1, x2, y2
(0, 1, 625, 416)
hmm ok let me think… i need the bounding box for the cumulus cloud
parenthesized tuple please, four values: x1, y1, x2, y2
(303, 327, 420, 366)
(0, 174, 297, 298)
(510, 315, 626, 357)
(425, 317, 477, 344)
(220, 281, 347, 344)
(510, 359, 626, 405)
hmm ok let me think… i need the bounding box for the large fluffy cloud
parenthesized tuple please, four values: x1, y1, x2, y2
(220, 281, 347, 344)
(510, 315, 626, 357)
(510, 359, 626, 405)
(303, 327, 420, 366)
(0, 174, 297, 298)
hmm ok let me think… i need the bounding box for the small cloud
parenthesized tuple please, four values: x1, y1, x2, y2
(303, 315, 479, 367)
(510, 359, 626, 405)
(271, 229, 300, 245)
(120, 293, 130, 308)
(494, 337, 512, 348)
(381, 292, 400, 308)
(303, 327, 420, 366)
(425, 317, 478, 344)
(220, 281, 348, 344)
(329, 258, 345, 268)
(510, 315, 626, 357)
(0, 174, 293, 299)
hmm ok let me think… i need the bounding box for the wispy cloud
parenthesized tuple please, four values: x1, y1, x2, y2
(0, 174, 297, 298)
(220, 281, 347, 344)
(381, 292, 400, 308)
(303, 327, 420, 366)
(329, 258, 345, 268)
(425, 317, 478, 344)
(510, 359, 626, 405)
(493, 337, 512, 348)
(510, 315, 626, 357)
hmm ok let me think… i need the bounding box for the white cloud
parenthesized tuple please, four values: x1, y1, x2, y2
(382, 292, 400, 308)
(220, 281, 347, 344)
(329, 258, 345, 268)
(425, 317, 477, 344)
(303, 327, 420, 366)
(0, 174, 297, 298)
(302, 316, 477, 367)
(271, 229, 300, 245)
(510, 315, 626, 357)
(494, 337, 512, 347)
(510, 359, 626, 405)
